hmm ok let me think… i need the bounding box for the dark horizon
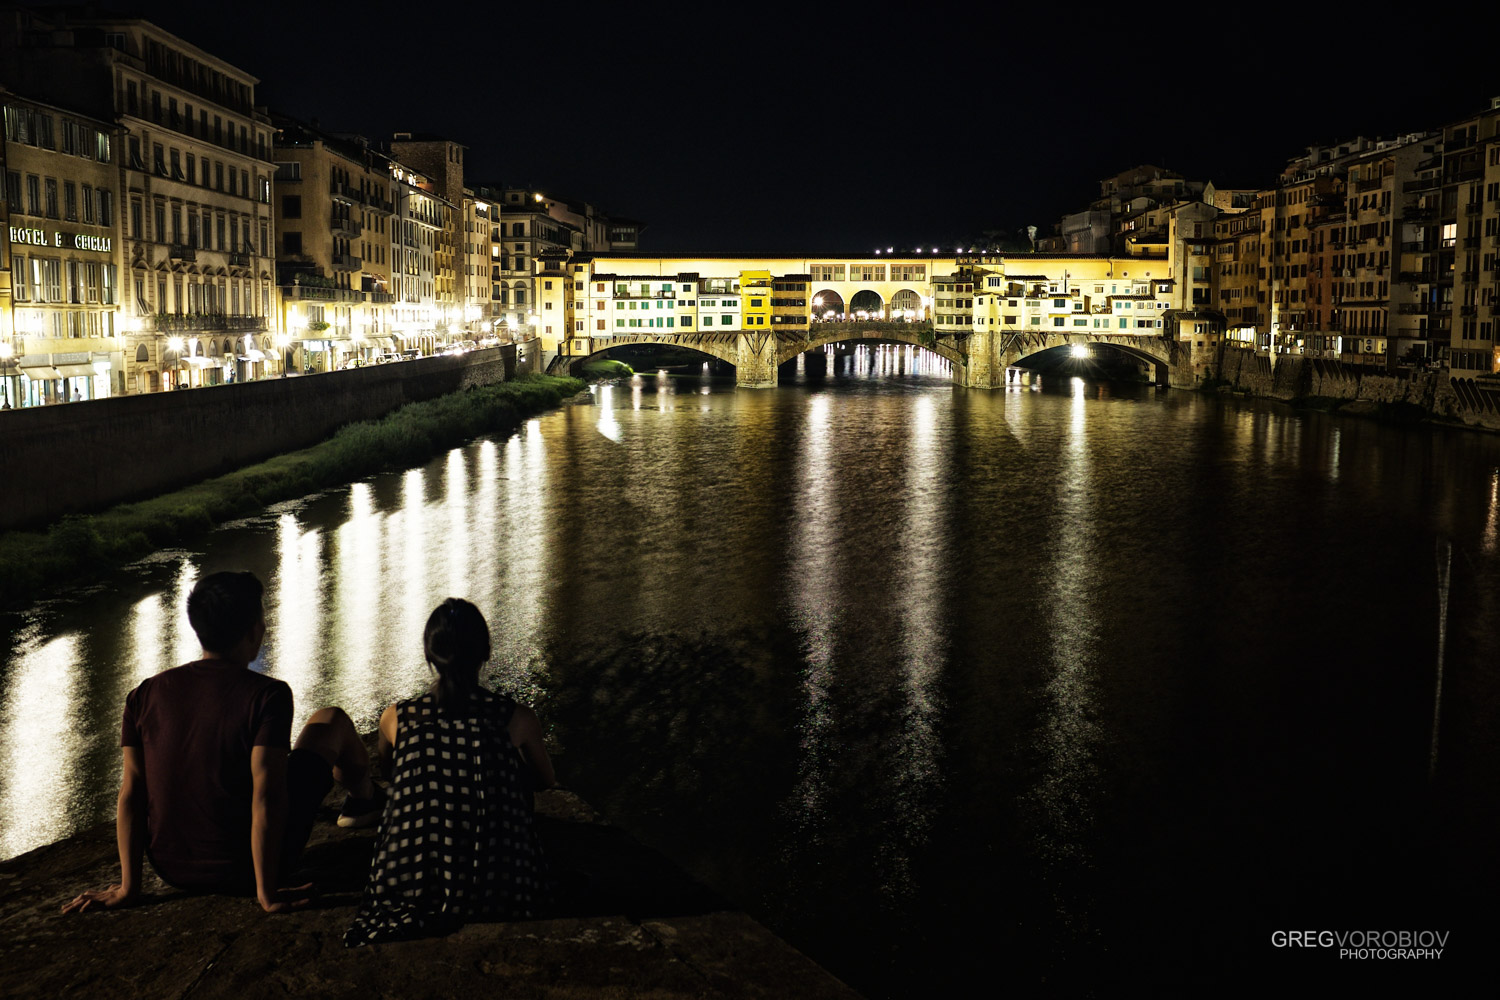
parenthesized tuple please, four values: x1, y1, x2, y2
(16, 1, 1500, 254)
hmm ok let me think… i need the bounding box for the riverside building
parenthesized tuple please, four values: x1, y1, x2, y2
(271, 115, 396, 372)
(388, 159, 445, 356)
(1, 87, 122, 407)
(387, 134, 464, 348)
(0, 7, 278, 392)
(493, 187, 644, 342)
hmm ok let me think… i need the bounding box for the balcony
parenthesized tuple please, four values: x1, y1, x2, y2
(281, 283, 366, 303)
(612, 289, 677, 300)
(330, 181, 364, 204)
(331, 254, 362, 271)
(1466, 203, 1482, 215)
(227, 252, 251, 268)
(1460, 305, 1478, 316)
(169, 243, 196, 262)
(1403, 177, 1440, 193)
(1398, 272, 1434, 284)
(153, 313, 267, 332)
(369, 291, 394, 303)
(331, 216, 363, 238)
(1398, 302, 1437, 315)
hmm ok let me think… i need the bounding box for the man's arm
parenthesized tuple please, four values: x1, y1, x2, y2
(249, 745, 306, 913)
(62, 747, 146, 914)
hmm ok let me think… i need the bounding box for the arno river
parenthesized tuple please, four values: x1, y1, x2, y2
(2, 346, 1498, 991)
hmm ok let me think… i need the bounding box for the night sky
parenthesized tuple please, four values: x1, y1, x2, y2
(33, 2, 1500, 253)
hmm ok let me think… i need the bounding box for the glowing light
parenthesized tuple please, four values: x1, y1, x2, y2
(1070, 344, 1091, 359)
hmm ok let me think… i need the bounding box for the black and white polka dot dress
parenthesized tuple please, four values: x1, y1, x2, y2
(344, 690, 547, 946)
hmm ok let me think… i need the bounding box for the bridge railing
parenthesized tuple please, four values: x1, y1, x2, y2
(808, 319, 934, 335)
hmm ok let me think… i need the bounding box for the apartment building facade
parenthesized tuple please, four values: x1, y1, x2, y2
(1, 88, 122, 406)
(271, 116, 397, 372)
(1, 8, 277, 393)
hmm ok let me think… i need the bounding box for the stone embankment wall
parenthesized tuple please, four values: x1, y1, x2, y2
(1215, 346, 1500, 430)
(0, 344, 524, 530)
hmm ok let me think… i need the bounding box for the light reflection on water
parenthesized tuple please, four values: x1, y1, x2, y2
(786, 393, 836, 844)
(1028, 378, 1104, 931)
(0, 632, 84, 858)
(886, 394, 946, 900)
(3, 357, 1500, 995)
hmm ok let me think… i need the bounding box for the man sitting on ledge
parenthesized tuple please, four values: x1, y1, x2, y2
(64, 571, 384, 914)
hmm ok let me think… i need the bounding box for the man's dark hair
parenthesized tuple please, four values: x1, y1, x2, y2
(186, 571, 265, 655)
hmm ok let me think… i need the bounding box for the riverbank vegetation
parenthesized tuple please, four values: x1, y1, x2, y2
(0, 374, 584, 609)
(580, 358, 634, 378)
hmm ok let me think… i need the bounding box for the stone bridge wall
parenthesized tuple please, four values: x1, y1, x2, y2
(0, 345, 516, 530)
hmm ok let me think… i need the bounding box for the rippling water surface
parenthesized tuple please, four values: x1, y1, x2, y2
(4, 345, 1499, 990)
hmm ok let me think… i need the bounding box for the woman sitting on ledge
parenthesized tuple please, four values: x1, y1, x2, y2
(345, 598, 556, 946)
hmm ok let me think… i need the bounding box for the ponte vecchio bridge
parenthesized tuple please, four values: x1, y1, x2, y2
(537, 252, 1197, 389)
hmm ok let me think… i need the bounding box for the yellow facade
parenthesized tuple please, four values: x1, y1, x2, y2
(739, 270, 772, 331)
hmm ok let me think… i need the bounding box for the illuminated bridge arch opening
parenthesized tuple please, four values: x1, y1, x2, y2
(787, 331, 963, 377)
(848, 289, 885, 321)
(1008, 341, 1164, 382)
(889, 289, 923, 321)
(572, 341, 736, 375)
(811, 290, 846, 321)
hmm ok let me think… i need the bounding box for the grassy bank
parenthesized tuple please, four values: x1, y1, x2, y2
(0, 374, 584, 610)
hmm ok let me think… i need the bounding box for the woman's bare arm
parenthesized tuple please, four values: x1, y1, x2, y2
(508, 705, 556, 789)
(377, 703, 398, 779)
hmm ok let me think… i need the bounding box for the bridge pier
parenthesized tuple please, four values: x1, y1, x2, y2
(954, 329, 1003, 389)
(736, 332, 778, 387)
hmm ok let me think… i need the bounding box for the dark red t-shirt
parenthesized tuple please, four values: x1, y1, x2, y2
(120, 660, 293, 891)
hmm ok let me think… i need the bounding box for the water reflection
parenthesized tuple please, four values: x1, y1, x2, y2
(886, 394, 947, 900)
(271, 511, 323, 710)
(0, 633, 84, 858)
(1029, 378, 1104, 917)
(329, 483, 379, 715)
(2, 368, 1500, 998)
(786, 393, 837, 843)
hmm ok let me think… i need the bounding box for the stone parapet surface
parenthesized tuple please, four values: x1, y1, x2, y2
(0, 788, 860, 999)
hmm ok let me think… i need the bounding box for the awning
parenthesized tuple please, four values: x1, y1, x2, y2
(18, 367, 57, 381)
(54, 364, 100, 378)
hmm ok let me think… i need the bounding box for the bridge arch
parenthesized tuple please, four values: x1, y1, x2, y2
(567, 336, 742, 373)
(848, 289, 885, 320)
(890, 288, 923, 321)
(811, 289, 845, 321)
(1004, 334, 1174, 383)
(786, 326, 965, 371)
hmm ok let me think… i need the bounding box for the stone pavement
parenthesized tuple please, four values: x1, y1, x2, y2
(0, 789, 861, 999)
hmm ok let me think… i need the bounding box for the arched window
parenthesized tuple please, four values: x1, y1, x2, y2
(135, 344, 149, 362)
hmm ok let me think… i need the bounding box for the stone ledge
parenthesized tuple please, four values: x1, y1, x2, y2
(0, 790, 860, 1000)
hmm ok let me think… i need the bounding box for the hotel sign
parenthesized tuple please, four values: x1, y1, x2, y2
(7, 226, 113, 253)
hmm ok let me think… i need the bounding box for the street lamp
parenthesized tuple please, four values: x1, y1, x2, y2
(275, 332, 291, 377)
(0, 341, 15, 409)
(166, 336, 185, 390)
